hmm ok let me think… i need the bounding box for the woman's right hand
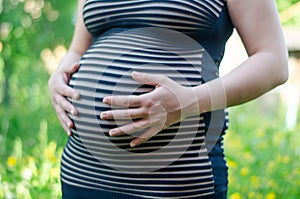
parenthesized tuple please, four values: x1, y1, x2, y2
(48, 52, 81, 136)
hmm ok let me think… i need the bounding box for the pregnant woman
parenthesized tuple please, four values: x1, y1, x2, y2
(48, 0, 288, 198)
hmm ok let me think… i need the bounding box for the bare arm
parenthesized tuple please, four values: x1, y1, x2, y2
(48, 0, 92, 135)
(99, 0, 289, 147)
(68, 0, 92, 55)
(194, 0, 289, 112)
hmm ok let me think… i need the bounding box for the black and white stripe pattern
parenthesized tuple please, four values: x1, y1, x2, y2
(83, 0, 225, 36)
(61, 1, 228, 198)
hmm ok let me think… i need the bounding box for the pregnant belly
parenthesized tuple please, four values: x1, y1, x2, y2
(68, 27, 216, 172)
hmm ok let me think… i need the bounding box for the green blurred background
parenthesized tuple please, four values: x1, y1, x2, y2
(0, 0, 299, 198)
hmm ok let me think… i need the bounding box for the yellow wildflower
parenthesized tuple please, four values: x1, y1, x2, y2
(228, 173, 235, 186)
(248, 191, 256, 198)
(258, 142, 267, 150)
(256, 193, 263, 199)
(240, 167, 249, 176)
(293, 168, 300, 175)
(250, 176, 260, 188)
(267, 162, 275, 172)
(267, 180, 278, 189)
(272, 133, 282, 146)
(282, 156, 290, 164)
(266, 192, 276, 199)
(230, 192, 242, 199)
(227, 159, 237, 168)
(44, 141, 58, 163)
(7, 156, 17, 167)
(50, 168, 60, 179)
(244, 152, 255, 163)
(256, 129, 264, 138)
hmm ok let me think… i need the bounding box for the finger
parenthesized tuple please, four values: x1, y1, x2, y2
(109, 119, 150, 137)
(132, 71, 175, 88)
(56, 84, 80, 100)
(55, 103, 74, 127)
(63, 62, 80, 74)
(54, 94, 78, 115)
(130, 126, 161, 147)
(103, 95, 143, 107)
(100, 107, 146, 120)
(61, 119, 72, 136)
(55, 105, 73, 136)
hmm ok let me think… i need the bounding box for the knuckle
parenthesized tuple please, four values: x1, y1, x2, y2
(143, 118, 151, 126)
(54, 103, 61, 112)
(57, 108, 64, 116)
(157, 74, 166, 83)
(121, 100, 128, 107)
(141, 107, 148, 115)
(132, 96, 142, 106)
(53, 95, 60, 104)
(128, 111, 134, 118)
(144, 98, 154, 108)
(61, 100, 68, 108)
(61, 100, 71, 110)
(57, 85, 67, 96)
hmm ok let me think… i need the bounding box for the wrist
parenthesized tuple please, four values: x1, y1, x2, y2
(66, 50, 83, 59)
(57, 51, 82, 72)
(178, 85, 209, 119)
(191, 84, 211, 114)
(192, 78, 227, 114)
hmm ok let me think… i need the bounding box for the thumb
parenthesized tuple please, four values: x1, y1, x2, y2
(132, 71, 174, 87)
(64, 62, 80, 74)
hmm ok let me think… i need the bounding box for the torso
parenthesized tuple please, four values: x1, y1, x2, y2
(61, 1, 233, 198)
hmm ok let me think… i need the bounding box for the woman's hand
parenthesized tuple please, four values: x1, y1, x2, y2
(100, 71, 200, 147)
(48, 52, 81, 136)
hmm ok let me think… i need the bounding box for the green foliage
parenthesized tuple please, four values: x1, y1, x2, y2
(0, 0, 76, 197)
(276, 0, 300, 26)
(0, 0, 76, 142)
(226, 99, 300, 199)
(2, 121, 63, 198)
(277, 0, 299, 11)
(0, 0, 299, 198)
(0, 0, 76, 104)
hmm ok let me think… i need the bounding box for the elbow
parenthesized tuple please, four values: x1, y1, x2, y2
(279, 66, 289, 85)
(266, 49, 289, 87)
(275, 54, 289, 86)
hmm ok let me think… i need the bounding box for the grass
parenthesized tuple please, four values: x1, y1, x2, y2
(225, 93, 300, 199)
(0, 92, 299, 199)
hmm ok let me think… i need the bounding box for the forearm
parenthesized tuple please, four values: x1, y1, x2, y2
(189, 0, 289, 115)
(59, 0, 92, 69)
(193, 51, 288, 114)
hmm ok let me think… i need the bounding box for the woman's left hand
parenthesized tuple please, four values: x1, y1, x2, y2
(100, 71, 199, 147)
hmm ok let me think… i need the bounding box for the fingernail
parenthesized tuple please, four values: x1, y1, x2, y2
(71, 109, 76, 115)
(100, 112, 107, 119)
(73, 93, 79, 100)
(103, 98, 109, 104)
(67, 122, 72, 128)
(130, 141, 136, 148)
(109, 130, 116, 136)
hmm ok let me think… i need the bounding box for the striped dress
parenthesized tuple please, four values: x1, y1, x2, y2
(61, 0, 233, 198)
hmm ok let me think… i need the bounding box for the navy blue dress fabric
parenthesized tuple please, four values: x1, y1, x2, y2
(61, 0, 234, 198)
